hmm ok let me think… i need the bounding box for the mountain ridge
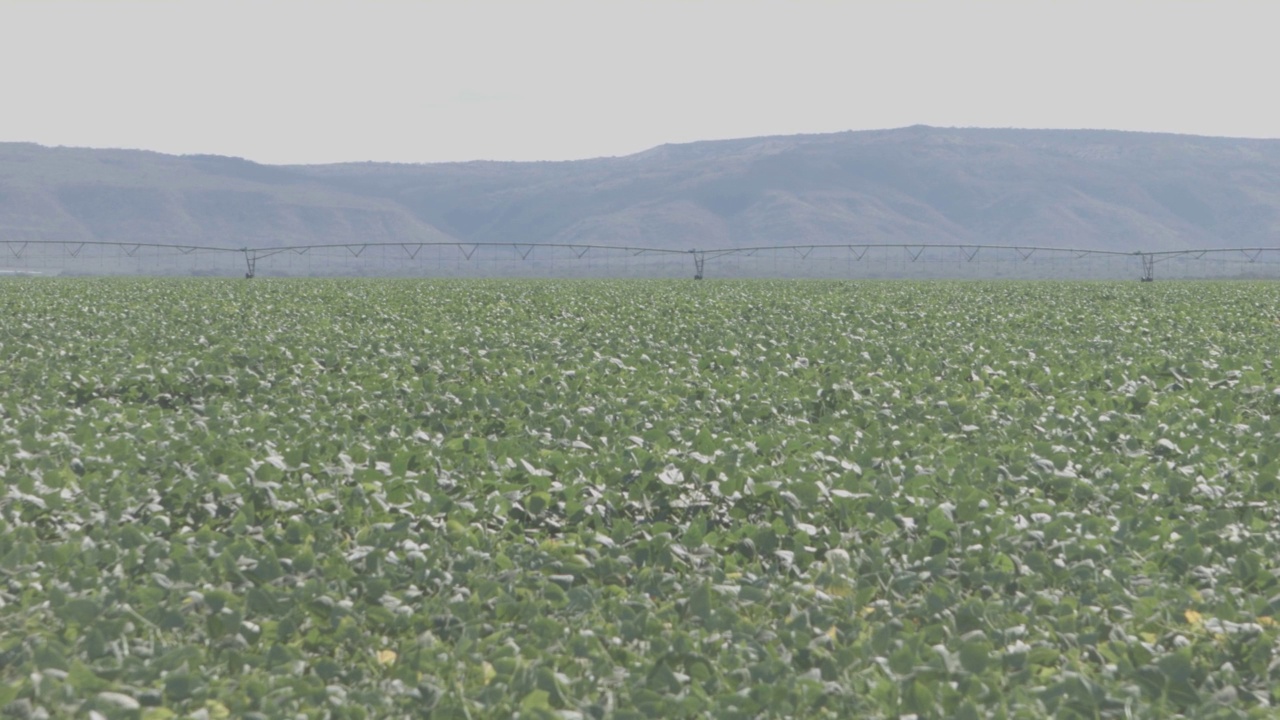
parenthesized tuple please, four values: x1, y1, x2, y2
(4, 126, 1280, 253)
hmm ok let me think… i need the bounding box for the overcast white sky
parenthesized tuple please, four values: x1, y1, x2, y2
(2, 0, 1277, 165)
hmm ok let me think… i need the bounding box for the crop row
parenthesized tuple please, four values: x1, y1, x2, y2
(2, 279, 1279, 718)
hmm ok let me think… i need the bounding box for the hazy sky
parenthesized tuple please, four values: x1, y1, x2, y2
(2, 0, 1278, 165)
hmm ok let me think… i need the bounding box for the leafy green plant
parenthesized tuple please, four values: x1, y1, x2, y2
(1, 278, 1279, 718)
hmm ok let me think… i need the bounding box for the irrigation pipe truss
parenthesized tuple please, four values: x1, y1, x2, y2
(3, 240, 1280, 280)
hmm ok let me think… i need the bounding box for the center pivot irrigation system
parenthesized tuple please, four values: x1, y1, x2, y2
(3, 239, 1280, 280)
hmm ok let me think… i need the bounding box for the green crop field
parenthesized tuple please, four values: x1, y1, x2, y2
(2, 279, 1280, 719)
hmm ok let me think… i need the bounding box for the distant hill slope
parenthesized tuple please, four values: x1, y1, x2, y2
(0, 144, 455, 247)
(5, 126, 1280, 252)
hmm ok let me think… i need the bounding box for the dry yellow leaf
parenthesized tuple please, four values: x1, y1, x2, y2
(1184, 609, 1203, 625)
(825, 625, 838, 640)
(377, 649, 398, 665)
(1260, 616, 1276, 627)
